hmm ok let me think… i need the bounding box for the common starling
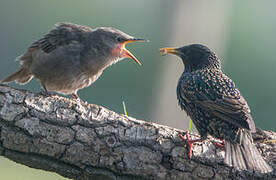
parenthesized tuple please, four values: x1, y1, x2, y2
(160, 44, 272, 173)
(1, 22, 147, 100)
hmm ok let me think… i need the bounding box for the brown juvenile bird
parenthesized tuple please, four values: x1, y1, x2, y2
(160, 44, 272, 173)
(1, 22, 147, 100)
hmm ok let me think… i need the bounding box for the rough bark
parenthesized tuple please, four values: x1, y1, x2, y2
(0, 85, 275, 180)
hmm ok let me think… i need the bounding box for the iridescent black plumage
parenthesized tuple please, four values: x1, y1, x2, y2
(161, 44, 272, 173)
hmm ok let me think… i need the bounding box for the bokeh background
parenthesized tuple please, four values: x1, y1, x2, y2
(0, 0, 276, 179)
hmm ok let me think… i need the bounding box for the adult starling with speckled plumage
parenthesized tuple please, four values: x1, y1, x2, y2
(1, 22, 147, 100)
(160, 44, 272, 173)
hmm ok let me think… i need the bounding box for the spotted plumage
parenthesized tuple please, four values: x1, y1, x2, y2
(160, 44, 272, 173)
(177, 68, 254, 142)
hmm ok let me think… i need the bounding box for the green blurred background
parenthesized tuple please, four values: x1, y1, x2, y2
(0, 0, 275, 179)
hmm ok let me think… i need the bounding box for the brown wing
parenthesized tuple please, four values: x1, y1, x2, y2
(19, 22, 93, 65)
(28, 22, 92, 53)
(179, 72, 256, 132)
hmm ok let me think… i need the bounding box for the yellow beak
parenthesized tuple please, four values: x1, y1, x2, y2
(121, 39, 148, 66)
(159, 47, 179, 56)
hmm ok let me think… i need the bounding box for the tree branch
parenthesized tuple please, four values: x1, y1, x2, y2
(0, 85, 275, 180)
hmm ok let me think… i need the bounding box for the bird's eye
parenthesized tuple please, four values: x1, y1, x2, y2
(116, 37, 124, 42)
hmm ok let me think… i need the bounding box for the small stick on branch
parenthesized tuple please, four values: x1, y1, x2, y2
(0, 85, 275, 180)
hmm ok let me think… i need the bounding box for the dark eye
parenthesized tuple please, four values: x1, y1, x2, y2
(116, 37, 124, 42)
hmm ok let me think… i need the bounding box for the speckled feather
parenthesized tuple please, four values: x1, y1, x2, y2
(173, 44, 271, 172)
(177, 68, 255, 142)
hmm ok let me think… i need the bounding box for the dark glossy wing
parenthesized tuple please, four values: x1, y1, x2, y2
(29, 22, 93, 53)
(178, 70, 256, 132)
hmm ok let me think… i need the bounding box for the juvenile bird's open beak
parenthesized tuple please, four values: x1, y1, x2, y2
(159, 47, 179, 56)
(121, 38, 148, 66)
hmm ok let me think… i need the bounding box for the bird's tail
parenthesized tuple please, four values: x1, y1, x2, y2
(224, 130, 272, 173)
(1, 67, 33, 85)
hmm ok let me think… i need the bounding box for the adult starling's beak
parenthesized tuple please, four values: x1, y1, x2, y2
(159, 47, 180, 56)
(121, 38, 148, 66)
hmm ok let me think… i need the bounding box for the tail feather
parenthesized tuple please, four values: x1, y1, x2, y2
(1, 67, 33, 85)
(225, 130, 272, 173)
(233, 143, 246, 170)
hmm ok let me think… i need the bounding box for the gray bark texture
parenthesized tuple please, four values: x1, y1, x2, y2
(0, 85, 275, 180)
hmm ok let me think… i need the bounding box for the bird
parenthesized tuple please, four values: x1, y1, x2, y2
(160, 44, 272, 173)
(1, 22, 147, 100)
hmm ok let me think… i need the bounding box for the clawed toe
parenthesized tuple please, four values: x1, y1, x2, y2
(178, 132, 205, 158)
(72, 93, 88, 105)
(212, 140, 225, 149)
(38, 90, 55, 97)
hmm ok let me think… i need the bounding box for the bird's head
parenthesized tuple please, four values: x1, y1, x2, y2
(160, 44, 221, 72)
(92, 27, 148, 66)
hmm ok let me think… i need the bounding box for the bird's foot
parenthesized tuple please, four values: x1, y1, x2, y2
(72, 93, 88, 105)
(71, 93, 80, 100)
(212, 140, 225, 149)
(178, 132, 205, 158)
(39, 84, 56, 97)
(39, 89, 56, 97)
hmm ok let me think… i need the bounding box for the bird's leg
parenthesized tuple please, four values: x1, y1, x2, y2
(178, 132, 206, 158)
(212, 139, 225, 149)
(39, 84, 54, 97)
(71, 92, 80, 100)
(72, 92, 88, 105)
